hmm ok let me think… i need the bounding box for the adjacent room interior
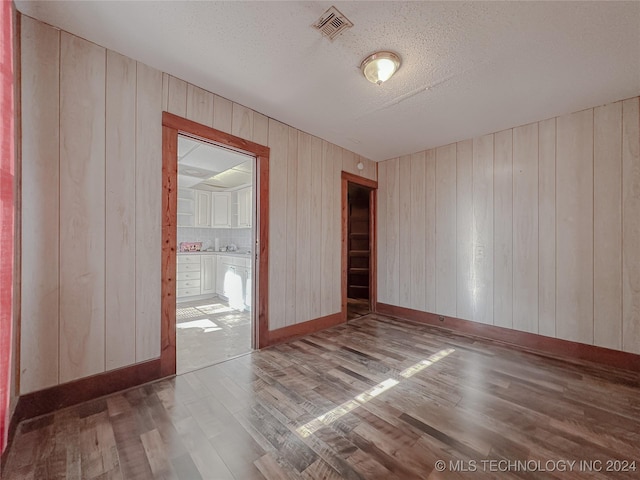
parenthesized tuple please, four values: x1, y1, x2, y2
(2, 1, 639, 479)
(175, 135, 255, 374)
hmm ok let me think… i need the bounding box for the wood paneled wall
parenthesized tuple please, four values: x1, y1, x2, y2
(378, 97, 640, 355)
(20, 16, 376, 394)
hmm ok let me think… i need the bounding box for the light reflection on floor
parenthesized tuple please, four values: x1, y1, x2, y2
(176, 296, 252, 374)
(176, 319, 222, 333)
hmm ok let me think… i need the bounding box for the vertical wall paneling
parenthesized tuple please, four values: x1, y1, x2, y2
(357, 155, 377, 181)
(493, 130, 513, 329)
(373, 97, 637, 355)
(20, 17, 60, 393)
(342, 149, 355, 178)
(385, 158, 400, 305)
(185, 84, 214, 127)
(342, 149, 356, 176)
(622, 97, 640, 354)
(332, 146, 342, 313)
(435, 144, 457, 316)
(166, 76, 187, 117)
(232, 102, 254, 141)
(295, 132, 312, 322)
(267, 120, 288, 329)
(253, 112, 269, 146)
(398, 155, 412, 308)
(512, 123, 539, 333)
(342, 150, 376, 181)
(456, 140, 473, 321)
(424, 150, 437, 312)
(556, 109, 594, 344)
(105, 50, 136, 370)
(471, 134, 494, 325)
(213, 95, 232, 134)
(409, 152, 426, 311)
(594, 102, 623, 350)
(285, 127, 298, 325)
(320, 141, 336, 316)
(376, 161, 388, 304)
(19, 18, 391, 395)
(161, 73, 169, 112)
(135, 62, 163, 361)
(59, 32, 106, 383)
(309, 136, 323, 318)
(538, 118, 556, 337)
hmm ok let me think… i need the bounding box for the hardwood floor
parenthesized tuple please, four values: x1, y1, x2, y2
(347, 298, 370, 320)
(176, 296, 252, 374)
(4, 314, 640, 479)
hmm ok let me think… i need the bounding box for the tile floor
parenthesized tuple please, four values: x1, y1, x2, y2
(176, 296, 252, 374)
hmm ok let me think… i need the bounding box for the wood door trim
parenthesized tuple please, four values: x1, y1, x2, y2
(341, 172, 378, 317)
(163, 112, 269, 158)
(161, 113, 270, 375)
(342, 171, 378, 189)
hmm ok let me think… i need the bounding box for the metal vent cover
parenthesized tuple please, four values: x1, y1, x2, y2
(313, 6, 353, 41)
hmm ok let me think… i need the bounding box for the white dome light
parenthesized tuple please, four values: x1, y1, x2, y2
(360, 51, 401, 85)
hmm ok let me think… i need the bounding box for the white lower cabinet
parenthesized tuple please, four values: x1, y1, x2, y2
(176, 254, 201, 298)
(244, 265, 252, 310)
(215, 255, 252, 311)
(216, 259, 226, 296)
(200, 255, 216, 295)
(178, 253, 250, 307)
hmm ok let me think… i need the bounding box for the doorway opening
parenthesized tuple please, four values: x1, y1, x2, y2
(175, 135, 255, 374)
(161, 112, 270, 378)
(341, 172, 377, 321)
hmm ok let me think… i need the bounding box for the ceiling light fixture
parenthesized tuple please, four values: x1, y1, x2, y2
(360, 51, 401, 85)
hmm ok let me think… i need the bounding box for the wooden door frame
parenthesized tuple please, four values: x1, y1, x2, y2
(341, 172, 378, 317)
(161, 112, 270, 377)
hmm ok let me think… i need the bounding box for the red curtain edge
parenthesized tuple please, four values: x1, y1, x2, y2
(0, 0, 15, 455)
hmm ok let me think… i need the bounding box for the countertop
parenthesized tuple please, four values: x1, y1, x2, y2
(178, 250, 251, 258)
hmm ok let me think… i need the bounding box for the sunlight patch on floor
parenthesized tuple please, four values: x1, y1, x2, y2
(176, 307, 206, 320)
(176, 319, 222, 333)
(296, 348, 455, 438)
(195, 303, 235, 315)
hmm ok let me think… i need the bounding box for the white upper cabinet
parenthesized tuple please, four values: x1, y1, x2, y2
(178, 188, 232, 228)
(195, 190, 212, 227)
(237, 187, 252, 228)
(212, 192, 231, 227)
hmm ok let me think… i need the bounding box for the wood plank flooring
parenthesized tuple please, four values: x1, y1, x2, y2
(4, 314, 640, 479)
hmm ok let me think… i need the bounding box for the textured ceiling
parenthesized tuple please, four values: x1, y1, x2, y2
(16, 1, 640, 161)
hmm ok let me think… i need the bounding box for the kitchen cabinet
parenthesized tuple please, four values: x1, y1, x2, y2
(178, 188, 230, 229)
(176, 254, 201, 298)
(216, 258, 226, 295)
(200, 254, 216, 295)
(217, 255, 252, 311)
(212, 192, 231, 227)
(237, 187, 252, 228)
(244, 263, 252, 310)
(195, 190, 212, 227)
(177, 188, 195, 227)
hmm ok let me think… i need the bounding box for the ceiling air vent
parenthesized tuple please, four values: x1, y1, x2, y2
(313, 6, 353, 41)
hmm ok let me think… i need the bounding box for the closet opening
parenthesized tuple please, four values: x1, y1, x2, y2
(342, 172, 377, 321)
